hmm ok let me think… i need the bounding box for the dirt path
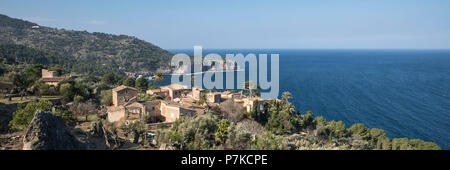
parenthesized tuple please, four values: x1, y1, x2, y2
(0, 131, 24, 150)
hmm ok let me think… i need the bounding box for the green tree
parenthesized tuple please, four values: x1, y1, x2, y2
(382, 137, 392, 150)
(102, 73, 117, 85)
(49, 65, 64, 75)
(370, 128, 386, 149)
(329, 120, 347, 138)
(253, 131, 280, 150)
(266, 101, 294, 134)
(407, 139, 440, 150)
(135, 76, 148, 91)
(100, 90, 113, 106)
(316, 125, 332, 140)
(24, 64, 44, 82)
(302, 111, 315, 130)
(122, 77, 135, 87)
(164, 113, 219, 150)
(250, 100, 264, 123)
(215, 119, 231, 144)
(59, 83, 74, 100)
(73, 95, 84, 103)
(55, 110, 75, 124)
(349, 123, 371, 140)
(154, 72, 164, 91)
(29, 80, 50, 97)
(8, 71, 27, 91)
(391, 138, 440, 150)
(242, 81, 261, 97)
(391, 138, 410, 150)
(148, 83, 159, 90)
(314, 116, 328, 127)
(9, 100, 52, 130)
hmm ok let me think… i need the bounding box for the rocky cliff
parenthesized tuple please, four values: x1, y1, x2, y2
(22, 110, 85, 150)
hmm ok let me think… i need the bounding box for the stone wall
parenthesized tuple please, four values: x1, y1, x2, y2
(107, 107, 126, 122)
(192, 87, 205, 101)
(113, 88, 138, 107)
(41, 69, 58, 78)
(160, 102, 180, 123)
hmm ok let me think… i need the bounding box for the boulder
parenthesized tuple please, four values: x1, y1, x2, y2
(23, 110, 85, 150)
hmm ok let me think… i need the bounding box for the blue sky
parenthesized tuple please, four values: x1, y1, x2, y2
(1, 0, 450, 49)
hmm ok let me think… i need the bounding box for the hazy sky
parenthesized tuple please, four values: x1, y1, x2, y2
(1, 0, 450, 49)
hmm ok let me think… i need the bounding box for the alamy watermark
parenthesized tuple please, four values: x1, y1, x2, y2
(171, 46, 279, 99)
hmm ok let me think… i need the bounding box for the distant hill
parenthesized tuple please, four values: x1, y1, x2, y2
(0, 14, 174, 75)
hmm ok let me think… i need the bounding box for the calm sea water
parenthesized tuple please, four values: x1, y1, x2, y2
(166, 49, 450, 149)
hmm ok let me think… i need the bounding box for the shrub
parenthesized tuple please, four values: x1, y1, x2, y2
(349, 123, 371, 140)
(122, 77, 135, 87)
(165, 113, 220, 150)
(100, 89, 112, 106)
(329, 120, 347, 138)
(9, 100, 52, 131)
(215, 119, 231, 144)
(73, 95, 84, 103)
(135, 76, 148, 91)
(55, 110, 76, 124)
(315, 125, 332, 140)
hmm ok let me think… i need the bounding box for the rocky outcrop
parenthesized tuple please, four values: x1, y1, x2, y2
(22, 110, 85, 150)
(91, 121, 122, 150)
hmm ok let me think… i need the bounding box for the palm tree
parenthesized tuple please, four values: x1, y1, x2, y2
(242, 81, 260, 97)
(154, 72, 164, 92)
(282, 91, 292, 103)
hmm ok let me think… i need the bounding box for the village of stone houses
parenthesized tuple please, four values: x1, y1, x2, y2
(1, 63, 440, 151)
(0, 65, 277, 150)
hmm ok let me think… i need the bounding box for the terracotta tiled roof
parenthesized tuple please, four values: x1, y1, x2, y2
(112, 85, 138, 92)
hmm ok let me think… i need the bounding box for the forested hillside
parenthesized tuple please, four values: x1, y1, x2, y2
(0, 14, 173, 75)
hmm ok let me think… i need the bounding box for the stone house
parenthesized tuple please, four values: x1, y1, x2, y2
(192, 87, 205, 101)
(112, 85, 138, 107)
(107, 100, 162, 123)
(221, 91, 241, 100)
(241, 97, 265, 112)
(206, 92, 221, 103)
(125, 102, 146, 119)
(160, 84, 190, 101)
(146, 89, 169, 98)
(160, 101, 195, 123)
(40, 69, 72, 86)
(107, 106, 127, 122)
(42, 69, 59, 78)
(108, 85, 166, 123)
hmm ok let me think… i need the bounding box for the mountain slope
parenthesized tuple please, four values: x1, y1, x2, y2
(0, 14, 173, 74)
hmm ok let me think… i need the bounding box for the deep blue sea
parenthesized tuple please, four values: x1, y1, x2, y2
(165, 49, 450, 149)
